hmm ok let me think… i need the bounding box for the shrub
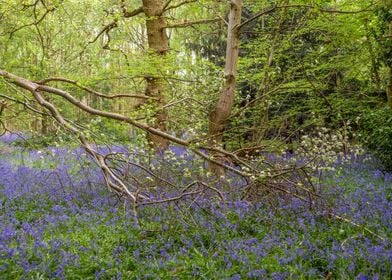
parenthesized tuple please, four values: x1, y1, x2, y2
(359, 107, 392, 170)
(12, 132, 75, 149)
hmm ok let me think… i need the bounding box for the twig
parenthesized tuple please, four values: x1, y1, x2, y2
(331, 213, 385, 241)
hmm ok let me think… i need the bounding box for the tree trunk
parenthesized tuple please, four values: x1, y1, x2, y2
(252, 44, 275, 144)
(208, 0, 242, 175)
(388, 21, 392, 110)
(41, 115, 49, 134)
(388, 66, 392, 109)
(251, 2, 287, 145)
(364, 19, 381, 91)
(142, 0, 169, 150)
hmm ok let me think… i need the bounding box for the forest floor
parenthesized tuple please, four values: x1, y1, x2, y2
(0, 134, 391, 279)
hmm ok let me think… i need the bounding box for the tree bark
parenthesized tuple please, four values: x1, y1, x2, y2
(142, 0, 169, 150)
(208, 0, 242, 175)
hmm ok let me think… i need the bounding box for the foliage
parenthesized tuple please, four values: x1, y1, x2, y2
(359, 107, 392, 171)
(12, 132, 76, 149)
(1, 0, 390, 155)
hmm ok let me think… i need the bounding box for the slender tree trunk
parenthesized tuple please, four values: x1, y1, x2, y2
(364, 19, 381, 90)
(252, 44, 275, 144)
(41, 96, 52, 134)
(251, 2, 287, 145)
(388, 66, 392, 109)
(208, 0, 242, 175)
(142, 0, 169, 150)
(41, 116, 49, 134)
(388, 21, 392, 109)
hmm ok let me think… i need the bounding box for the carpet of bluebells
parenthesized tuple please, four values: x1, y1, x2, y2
(0, 133, 391, 279)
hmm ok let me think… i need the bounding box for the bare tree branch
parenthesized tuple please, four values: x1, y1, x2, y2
(123, 6, 144, 18)
(165, 18, 222, 29)
(0, 93, 45, 116)
(88, 21, 118, 45)
(163, 0, 198, 13)
(9, 5, 56, 37)
(82, 5, 142, 52)
(36, 77, 156, 100)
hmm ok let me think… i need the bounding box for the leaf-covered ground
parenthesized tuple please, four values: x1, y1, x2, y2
(0, 134, 391, 279)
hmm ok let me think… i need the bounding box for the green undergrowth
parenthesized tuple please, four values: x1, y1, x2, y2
(0, 153, 391, 279)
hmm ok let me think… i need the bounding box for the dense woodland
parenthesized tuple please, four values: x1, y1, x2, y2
(0, 0, 392, 279)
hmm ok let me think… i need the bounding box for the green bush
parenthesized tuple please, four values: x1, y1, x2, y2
(88, 117, 131, 144)
(13, 132, 76, 149)
(359, 107, 392, 170)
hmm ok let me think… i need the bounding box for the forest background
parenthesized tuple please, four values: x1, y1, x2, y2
(0, 0, 391, 169)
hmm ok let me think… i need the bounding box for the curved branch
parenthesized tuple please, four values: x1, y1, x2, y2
(0, 93, 45, 116)
(163, 0, 198, 13)
(123, 6, 144, 18)
(9, 6, 56, 37)
(165, 18, 222, 29)
(87, 21, 118, 45)
(36, 77, 156, 100)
